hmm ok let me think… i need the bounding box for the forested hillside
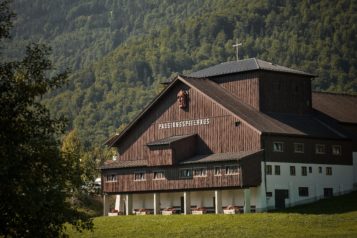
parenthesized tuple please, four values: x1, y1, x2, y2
(8, 0, 357, 147)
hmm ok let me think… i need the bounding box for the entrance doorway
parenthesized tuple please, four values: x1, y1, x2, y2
(275, 189, 289, 209)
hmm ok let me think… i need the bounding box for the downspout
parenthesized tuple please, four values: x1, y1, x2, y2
(261, 135, 268, 211)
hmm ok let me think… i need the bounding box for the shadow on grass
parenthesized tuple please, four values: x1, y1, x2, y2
(273, 190, 357, 215)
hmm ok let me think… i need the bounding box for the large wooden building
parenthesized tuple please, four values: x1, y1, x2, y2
(101, 58, 357, 215)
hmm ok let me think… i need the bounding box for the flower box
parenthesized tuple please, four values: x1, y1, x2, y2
(162, 210, 174, 215)
(223, 209, 236, 214)
(162, 208, 176, 215)
(192, 210, 205, 215)
(191, 207, 207, 215)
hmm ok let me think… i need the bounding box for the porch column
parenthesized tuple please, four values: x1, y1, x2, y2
(214, 190, 222, 214)
(103, 194, 110, 216)
(153, 193, 160, 215)
(183, 191, 191, 215)
(115, 195, 121, 212)
(243, 188, 251, 213)
(125, 194, 133, 215)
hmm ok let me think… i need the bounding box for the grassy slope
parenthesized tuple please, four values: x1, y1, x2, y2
(68, 191, 357, 238)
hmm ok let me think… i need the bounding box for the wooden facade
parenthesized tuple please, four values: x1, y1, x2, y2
(263, 135, 353, 165)
(116, 81, 261, 161)
(102, 58, 354, 199)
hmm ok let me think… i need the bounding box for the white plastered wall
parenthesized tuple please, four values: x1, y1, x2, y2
(264, 161, 354, 209)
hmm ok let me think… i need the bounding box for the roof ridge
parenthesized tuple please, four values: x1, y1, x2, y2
(253, 58, 260, 69)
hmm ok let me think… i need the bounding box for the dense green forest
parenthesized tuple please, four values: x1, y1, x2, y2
(7, 0, 357, 148)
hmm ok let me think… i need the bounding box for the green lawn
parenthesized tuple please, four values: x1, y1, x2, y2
(67, 191, 357, 238)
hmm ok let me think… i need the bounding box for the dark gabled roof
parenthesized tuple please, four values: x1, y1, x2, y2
(147, 134, 196, 147)
(101, 159, 147, 170)
(189, 58, 315, 78)
(180, 150, 263, 165)
(312, 92, 357, 124)
(106, 74, 348, 148)
(181, 76, 348, 139)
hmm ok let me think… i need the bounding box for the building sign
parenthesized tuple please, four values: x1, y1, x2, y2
(158, 118, 210, 129)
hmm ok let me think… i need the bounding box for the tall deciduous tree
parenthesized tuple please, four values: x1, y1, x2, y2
(0, 1, 92, 237)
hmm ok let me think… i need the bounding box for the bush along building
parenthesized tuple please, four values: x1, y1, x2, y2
(101, 58, 357, 215)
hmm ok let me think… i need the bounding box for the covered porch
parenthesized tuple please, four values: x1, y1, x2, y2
(103, 186, 265, 216)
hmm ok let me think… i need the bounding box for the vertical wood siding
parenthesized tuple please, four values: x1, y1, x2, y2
(212, 72, 260, 110)
(117, 81, 261, 161)
(259, 72, 312, 114)
(103, 163, 246, 193)
(263, 135, 353, 165)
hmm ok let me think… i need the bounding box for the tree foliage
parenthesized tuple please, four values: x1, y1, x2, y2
(5, 0, 357, 148)
(0, 1, 92, 237)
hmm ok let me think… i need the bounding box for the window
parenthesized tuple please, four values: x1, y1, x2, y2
(326, 167, 332, 176)
(298, 187, 309, 197)
(193, 168, 207, 177)
(275, 165, 281, 175)
(153, 171, 165, 180)
(332, 145, 341, 156)
(294, 143, 304, 153)
(225, 165, 239, 175)
(180, 169, 192, 178)
(309, 167, 312, 173)
(301, 166, 307, 176)
(324, 188, 333, 198)
(318, 167, 322, 174)
(273, 142, 284, 152)
(134, 172, 145, 181)
(266, 165, 272, 175)
(214, 167, 221, 176)
(315, 144, 325, 154)
(106, 174, 117, 182)
(290, 166, 296, 176)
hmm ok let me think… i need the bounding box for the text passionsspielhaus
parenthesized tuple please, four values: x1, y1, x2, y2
(158, 118, 210, 129)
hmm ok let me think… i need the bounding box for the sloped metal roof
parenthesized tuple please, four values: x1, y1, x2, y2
(147, 134, 196, 146)
(189, 58, 315, 78)
(180, 150, 263, 164)
(101, 159, 148, 169)
(312, 92, 357, 124)
(181, 76, 348, 139)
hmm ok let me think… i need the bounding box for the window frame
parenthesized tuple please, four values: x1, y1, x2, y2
(274, 165, 281, 175)
(266, 165, 272, 175)
(326, 167, 333, 176)
(106, 174, 117, 182)
(153, 171, 165, 180)
(193, 167, 207, 177)
(273, 142, 284, 152)
(315, 144, 325, 154)
(134, 171, 146, 181)
(298, 187, 309, 197)
(290, 166, 296, 176)
(225, 165, 239, 175)
(294, 143, 304, 153)
(332, 145, 342, 156)
(301, 166, 307, 176)
(179, 168, 192, 178)
(214, 166, 221, 176)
